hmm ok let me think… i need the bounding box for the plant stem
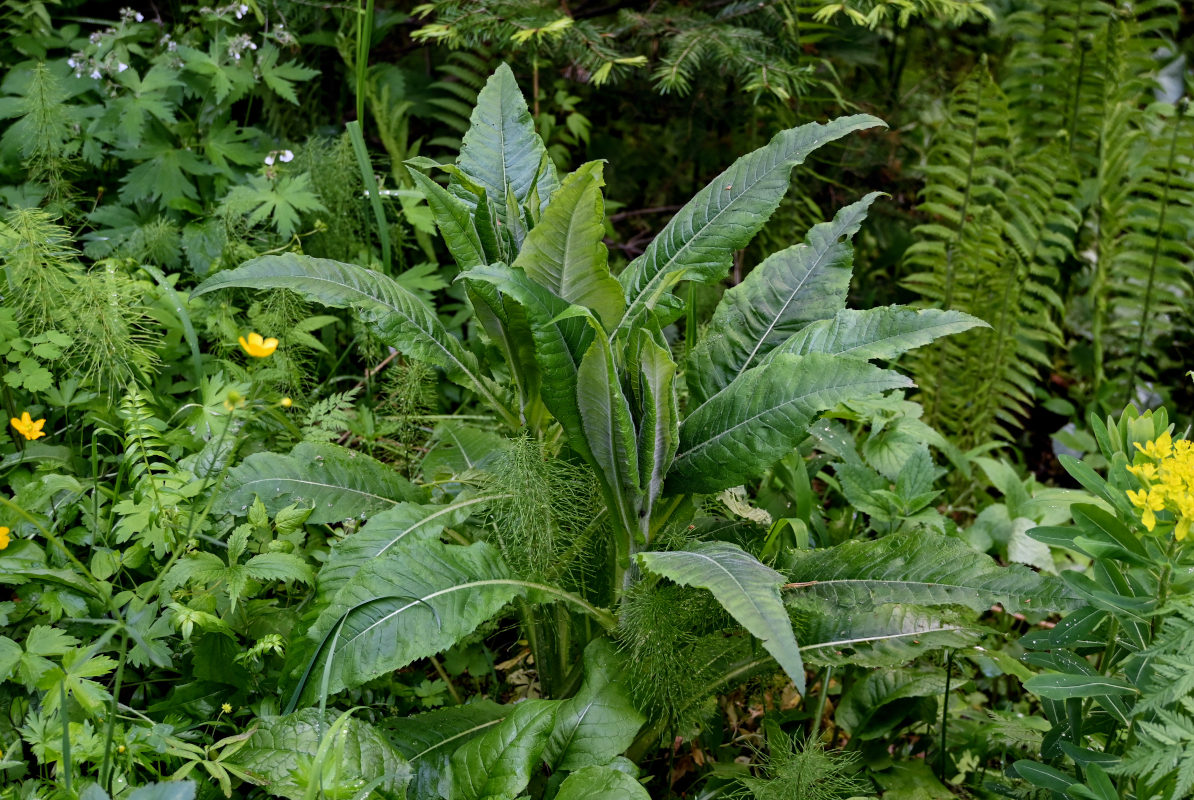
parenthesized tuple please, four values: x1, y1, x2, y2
(809, 665, 832, 743)
(938, 649, 953, 782)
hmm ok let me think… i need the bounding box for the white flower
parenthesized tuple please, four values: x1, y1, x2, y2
(135, 12, 144, 21)
(279, 150, 294, 163)
(117, 62, 129, 73)
(90, 69, 102, 80)
(67, 58, 76, 68)
(264, 154, 275, 166)
(237, 3, 248, 17)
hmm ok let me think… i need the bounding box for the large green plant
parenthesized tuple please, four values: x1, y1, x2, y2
(193, 63, 1075, 796)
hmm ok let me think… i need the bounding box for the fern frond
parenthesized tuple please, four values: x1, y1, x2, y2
(903, 65, 1064, 446)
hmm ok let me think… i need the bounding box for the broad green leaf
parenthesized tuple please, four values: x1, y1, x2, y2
(543, 639, 646, 770)
(233, 709, 411, 800)
(768, 307, 986, 362)
(616, 115, 885, 335)
(406, 169, 486, 270)
(630, 330, 679, 529)
(191, 254, 515, 425)
(385, 700, 507, 800)
(445, 698, 558, 800)
(453, 63, 558, 221)
(555, 765, 651, 800)
(1022, 673, 1137, 699)
(460, 263, 594, 456)
(513, 161, 624, 328)
(668, 353, 911, 495)
(126, 783, 197, 800)
(219, 442, 423, 525)
(421, 422, 509, 481)
(686, 193, 878, 405)
(577, 330, 641, 535)
(464, 280, 539, 411)
(637, 541, 806, 693)
(836, 668, 947, 739)
(785, 532, 1080, 614)
(1012, 760, 1078, 793)
(792, 601, 981, 668)
(316, 494, 500, 604)
(301, 540, 522, 697)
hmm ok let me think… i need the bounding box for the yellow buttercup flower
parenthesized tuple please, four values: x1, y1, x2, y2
(221, 702, 233, 714)
(280, 397, 292, 408)
(238, 332, 278, 358)
(10, 412, 46, 440)
(1128, 432, 1194, 540)
(0, 527, 9, 550)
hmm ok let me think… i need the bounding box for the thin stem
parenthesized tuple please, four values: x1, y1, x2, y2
(938, 649, 953, 782)
(429, 655, 461, 705)
(809, 665, 832, 743)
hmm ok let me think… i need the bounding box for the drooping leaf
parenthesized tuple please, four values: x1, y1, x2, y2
(444, 698, 558, 800)
(767, 307, 986, 362)
(544, 639, 646, 771)
(785, 532, 1080, 614)
(513, 161, 624, 328)
(616, 115, 885, 335)
(668, 353, 911, 495)
(191, 254, 514, 424)
(637, 541, 806, 693)
(453, 63, 558, 221)
(316, 494, 500, 604)
(554, 765, 651, 800)
(233, 709, 411, 800)
(218, 442, 423, 525)
(792, 601, 982, 668)
(385, 700, 508, 800)
(301, 540, 522, 697)
(686, 193, 879, 405)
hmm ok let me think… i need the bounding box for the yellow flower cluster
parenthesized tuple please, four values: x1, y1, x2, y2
(1126, 432, 1194, 540)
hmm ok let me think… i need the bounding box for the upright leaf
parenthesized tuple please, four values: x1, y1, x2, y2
(460, 263, 594, 457)
(668, 353, 911, 495)
(219, 442, 423, 525)
(616, 115, 885, 335)
(453, 63, 558, 221)
(577, 330, 642, 535)
(513, 161, 624, 328)
(407, 169, 486, 270)
(445, 699, 558, 800)
(543, 639, 646, 771)
(769, 307, 986, 361)
(632, 331, 679, 533)
(300, 540, 523, 698)
(637, 541, 806, 693)
(686, 193, 879, 405)
(192, 254, 516, 426)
